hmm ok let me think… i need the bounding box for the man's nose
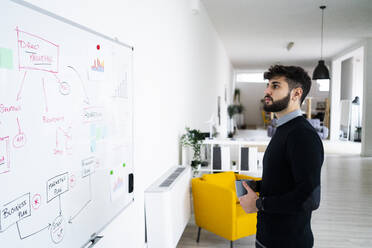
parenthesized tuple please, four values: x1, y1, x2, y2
(264, 87, 271, 96)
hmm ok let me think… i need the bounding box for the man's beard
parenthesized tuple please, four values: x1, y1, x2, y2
(263, 92, 291, 112)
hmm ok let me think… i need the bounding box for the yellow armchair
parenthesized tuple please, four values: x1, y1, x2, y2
(191, 171, 261, 247)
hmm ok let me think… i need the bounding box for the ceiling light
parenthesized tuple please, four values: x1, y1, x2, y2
(313, 5, 330, 80)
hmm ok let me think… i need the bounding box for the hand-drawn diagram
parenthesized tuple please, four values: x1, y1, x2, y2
(69, 174, 76, 189)
(67, 66, 89, 104)
(0, 173, 70, 243)
(0, 136, 10, 174)
(1, 193, 50, 241)
(0, 18, 133, 246)
(0, 193, 49, 241)
(31, 194, 41, 210)
(16, 71, 27, 101)
(53, 74, 70, 96)
(42, 115, 64, 124)
(53, 126, 72, 156)
(0, 104, 22, 114)
(14, 28, 87, 110)
(68, 170, 93, 224)
(50, 215, 64, 244)
(81, 157, 96, 178)
(16, 221, 51, 241)
(16, 26, 59, 73)
(47, 173, 69, 204)
(0, 158, 100, 244)
(13, 117, 26, 148)
(42, 78, 48, 113)
(46, 173, 69, 244)
(83, 106, 103, 123)
(0, 193, 31, 232)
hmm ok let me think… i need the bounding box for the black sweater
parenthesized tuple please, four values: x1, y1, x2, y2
(256, 116, 324, 248)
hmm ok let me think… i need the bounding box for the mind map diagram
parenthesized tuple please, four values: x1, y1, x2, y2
(0, 26, 107, 245)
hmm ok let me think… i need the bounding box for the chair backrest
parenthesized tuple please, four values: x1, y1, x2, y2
(201, 172, 236, 192)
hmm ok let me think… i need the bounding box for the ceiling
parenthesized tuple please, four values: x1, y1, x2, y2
(201, 0, 372, 69)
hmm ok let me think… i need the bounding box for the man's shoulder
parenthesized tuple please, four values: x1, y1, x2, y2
(287, 118, 322, 143)
(280, 116, 312, 132)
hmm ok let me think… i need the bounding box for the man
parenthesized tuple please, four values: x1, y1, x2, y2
(239, 65, 324, 248)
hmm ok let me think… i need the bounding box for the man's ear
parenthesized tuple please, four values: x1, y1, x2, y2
(292, 87, 303, 102)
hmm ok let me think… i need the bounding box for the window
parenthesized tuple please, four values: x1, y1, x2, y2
(236, 72, 267, 83)
(317, 79, 330, 91)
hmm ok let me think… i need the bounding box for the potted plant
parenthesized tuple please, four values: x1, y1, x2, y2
(227, 105, 238, 137)
(235, 104, 244, 129)
(234, 88, 241, 103)
(181, 127, 205, 171)
(231, 160, 237, 171)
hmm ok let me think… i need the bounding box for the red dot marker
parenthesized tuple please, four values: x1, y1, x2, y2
(97, 44, 100, 50)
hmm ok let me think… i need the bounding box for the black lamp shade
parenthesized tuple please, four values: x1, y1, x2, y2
(312, 60, 330, 80)
(352, 96, 360, 105)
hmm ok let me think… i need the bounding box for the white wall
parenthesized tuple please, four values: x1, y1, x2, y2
(341, 58, 354, 100)
(236, 82, 266, 126)
(24, 0, 233, 247)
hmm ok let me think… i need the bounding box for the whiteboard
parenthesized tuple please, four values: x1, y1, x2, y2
(0, 0, 134, 247)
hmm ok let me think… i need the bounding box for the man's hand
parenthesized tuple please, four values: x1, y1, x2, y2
(239, 181, 259, 214)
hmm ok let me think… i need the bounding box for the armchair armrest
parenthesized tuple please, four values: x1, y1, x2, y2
(192, 178, 236, 238)
(235, 174, 261, 181)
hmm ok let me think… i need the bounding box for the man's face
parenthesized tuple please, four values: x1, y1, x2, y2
(263, 76, 291, 112)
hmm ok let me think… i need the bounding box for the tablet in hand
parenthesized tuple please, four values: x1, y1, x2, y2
(235, 179, 257, 197)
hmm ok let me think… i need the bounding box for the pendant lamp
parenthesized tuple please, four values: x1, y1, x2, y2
(313, 5, 330, 80)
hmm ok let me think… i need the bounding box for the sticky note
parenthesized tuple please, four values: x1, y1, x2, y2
(0, 48, 14, 69)
(110, 170, 114, 175)
(96, 128, 101, 139)
(122, 163, 126, 168)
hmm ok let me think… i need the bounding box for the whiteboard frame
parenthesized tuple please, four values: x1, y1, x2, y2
(10, 0, 134, 51)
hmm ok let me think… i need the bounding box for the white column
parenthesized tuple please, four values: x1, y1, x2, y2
(330, 60, 341, 140)
(361, 39, 372, 156)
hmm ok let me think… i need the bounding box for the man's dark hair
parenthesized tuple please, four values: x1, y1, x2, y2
(263, 65, 311, 104)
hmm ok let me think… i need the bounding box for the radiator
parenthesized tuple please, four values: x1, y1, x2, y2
(144, 166, 191, 248)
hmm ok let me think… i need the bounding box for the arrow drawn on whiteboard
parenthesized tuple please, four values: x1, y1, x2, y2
(68, 174, 92, 224)
(54, 74, 61, 84)
(16, 117, 22, 134)
(16, 221, 51, 240)
(42, 78, 48, 113)
(67, 66, 90, 105)
(16, 71, 27, 101)
(59, 195, 62, 215)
